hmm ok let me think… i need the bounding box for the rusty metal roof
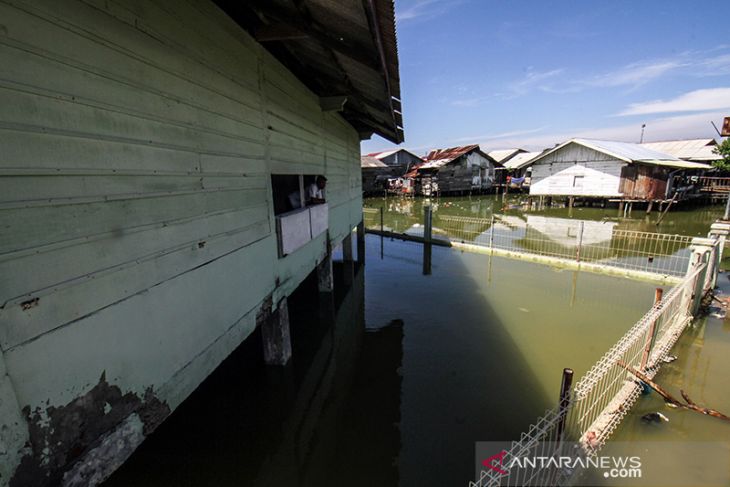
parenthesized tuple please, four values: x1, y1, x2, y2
(420, 144, 494, 168)
(215, 0, 403, 143)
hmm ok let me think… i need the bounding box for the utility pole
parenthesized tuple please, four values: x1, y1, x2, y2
(639, 123, 646, 143)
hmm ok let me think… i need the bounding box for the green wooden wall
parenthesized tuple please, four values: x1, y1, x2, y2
(0, 0, 363, 481)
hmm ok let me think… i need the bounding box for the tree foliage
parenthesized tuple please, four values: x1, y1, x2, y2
(712, 138, 730, 171)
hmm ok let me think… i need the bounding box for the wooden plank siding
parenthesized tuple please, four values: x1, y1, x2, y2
(0, 0, 363, 480)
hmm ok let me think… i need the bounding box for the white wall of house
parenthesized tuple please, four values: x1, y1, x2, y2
(529, 145, 624, 197)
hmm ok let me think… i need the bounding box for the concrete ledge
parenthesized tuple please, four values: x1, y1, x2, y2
(450, 242, 682, 285)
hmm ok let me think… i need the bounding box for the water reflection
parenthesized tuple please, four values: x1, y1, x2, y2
(106, 264, 403, 487)
(365, 194, 724, 237)
(365, 195, 720, 276)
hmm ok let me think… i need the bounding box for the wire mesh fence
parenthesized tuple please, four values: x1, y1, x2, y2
(438, 215, 694, 277)
(364, 211, 694, 277)
(469, 237, 720, 487)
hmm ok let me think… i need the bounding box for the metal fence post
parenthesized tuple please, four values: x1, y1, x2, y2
(576, 221, 584, 263)
(423, 205, 432, 275)
(640, 288, 663, 371)
(556, 368, 574, 442)
(424, 205, 432, 243)
(380, 206, 384, 232)
(489, 215, 495, 250)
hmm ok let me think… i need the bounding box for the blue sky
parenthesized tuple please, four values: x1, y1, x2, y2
(362, 0, 730, 155)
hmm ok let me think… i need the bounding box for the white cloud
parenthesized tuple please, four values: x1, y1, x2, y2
(453, 127, 548, 144)
(478, 112, 725, 151)
(507, 68, 564, 97)
(586, 61, 684, 89)
(396, 0, 464, 23)
(617, 87, 730, 116)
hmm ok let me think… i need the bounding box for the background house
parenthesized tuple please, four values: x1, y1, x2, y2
(486, 148, 527, 166)
(361, 155, 391, 193)
(410, 144, 500, 195)
(502, 151, 542, 188)
(529, 139, 710, 202)
(641, 139, 719, 164)
(365, 148, 423, 175)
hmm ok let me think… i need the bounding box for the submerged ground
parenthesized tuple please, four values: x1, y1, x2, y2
(105, 196, 730, 486)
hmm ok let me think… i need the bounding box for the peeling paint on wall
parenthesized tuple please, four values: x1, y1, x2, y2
(10, 373, 169, 487)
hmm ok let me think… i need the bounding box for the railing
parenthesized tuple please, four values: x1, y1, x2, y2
(698, 176, 730, 193)
(470, 235, 721, 487)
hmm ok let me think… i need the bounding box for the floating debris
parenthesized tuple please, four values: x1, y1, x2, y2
(641, 412, 669, 424)
(661, 355, 678, 364)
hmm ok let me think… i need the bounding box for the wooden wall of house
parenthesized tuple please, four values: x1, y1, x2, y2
(379, 151, 422, 176)
(434, 152, 495, 194)
(530, 145, 624, 197)
(0, 0, 362, 482)
(619, 165, 670, 200)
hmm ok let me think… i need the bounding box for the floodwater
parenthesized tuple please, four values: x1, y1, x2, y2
(363, 193, 725, 238)
(105, 196, 730, 486)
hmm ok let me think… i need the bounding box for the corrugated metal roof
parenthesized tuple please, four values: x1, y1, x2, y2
(361, 155, 388, 168)
(486, 148, 526, 164)
(420, 144, 487, 168)
(366, 149, 399, 159)
(641, 139, 718, 161)
(502, 151, 541, 169)
(530, 138, 711, 169)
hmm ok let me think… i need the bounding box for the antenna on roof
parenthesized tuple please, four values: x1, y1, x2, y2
(639, 124, 646, 143)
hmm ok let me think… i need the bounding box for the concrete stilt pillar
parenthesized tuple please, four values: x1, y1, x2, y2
(341, 233, 354, 285)
(317, 254, 334, 293)
(342, 233, 354, 262)
(708, 221, 730, 264)
(260, 298, 292, 365)
(356, 220, 366, 264)
(688, 238, 715, 315)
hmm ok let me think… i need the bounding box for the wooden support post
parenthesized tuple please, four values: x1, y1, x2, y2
(557, 368, 574, 442)
(489, 215, 495, 251)
(568, 196, 575, 208)
(618, 201, 624, 216)
(646, 201, 654, 214)
(261, 298, 292, 366)
(640, 288, 663, 371)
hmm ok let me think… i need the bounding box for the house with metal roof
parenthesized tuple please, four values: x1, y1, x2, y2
(486, 148, 528, 165)
(361, 155, 392, 193)
(529, 139, 710, 202)
(641, 139, 719, 163)
(502, 151, 543, 188)
(365, 148, 423, 181)
(407, 145, 500, 195)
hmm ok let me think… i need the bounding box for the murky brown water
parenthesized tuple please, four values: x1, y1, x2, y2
(105, 197, 730, 486)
